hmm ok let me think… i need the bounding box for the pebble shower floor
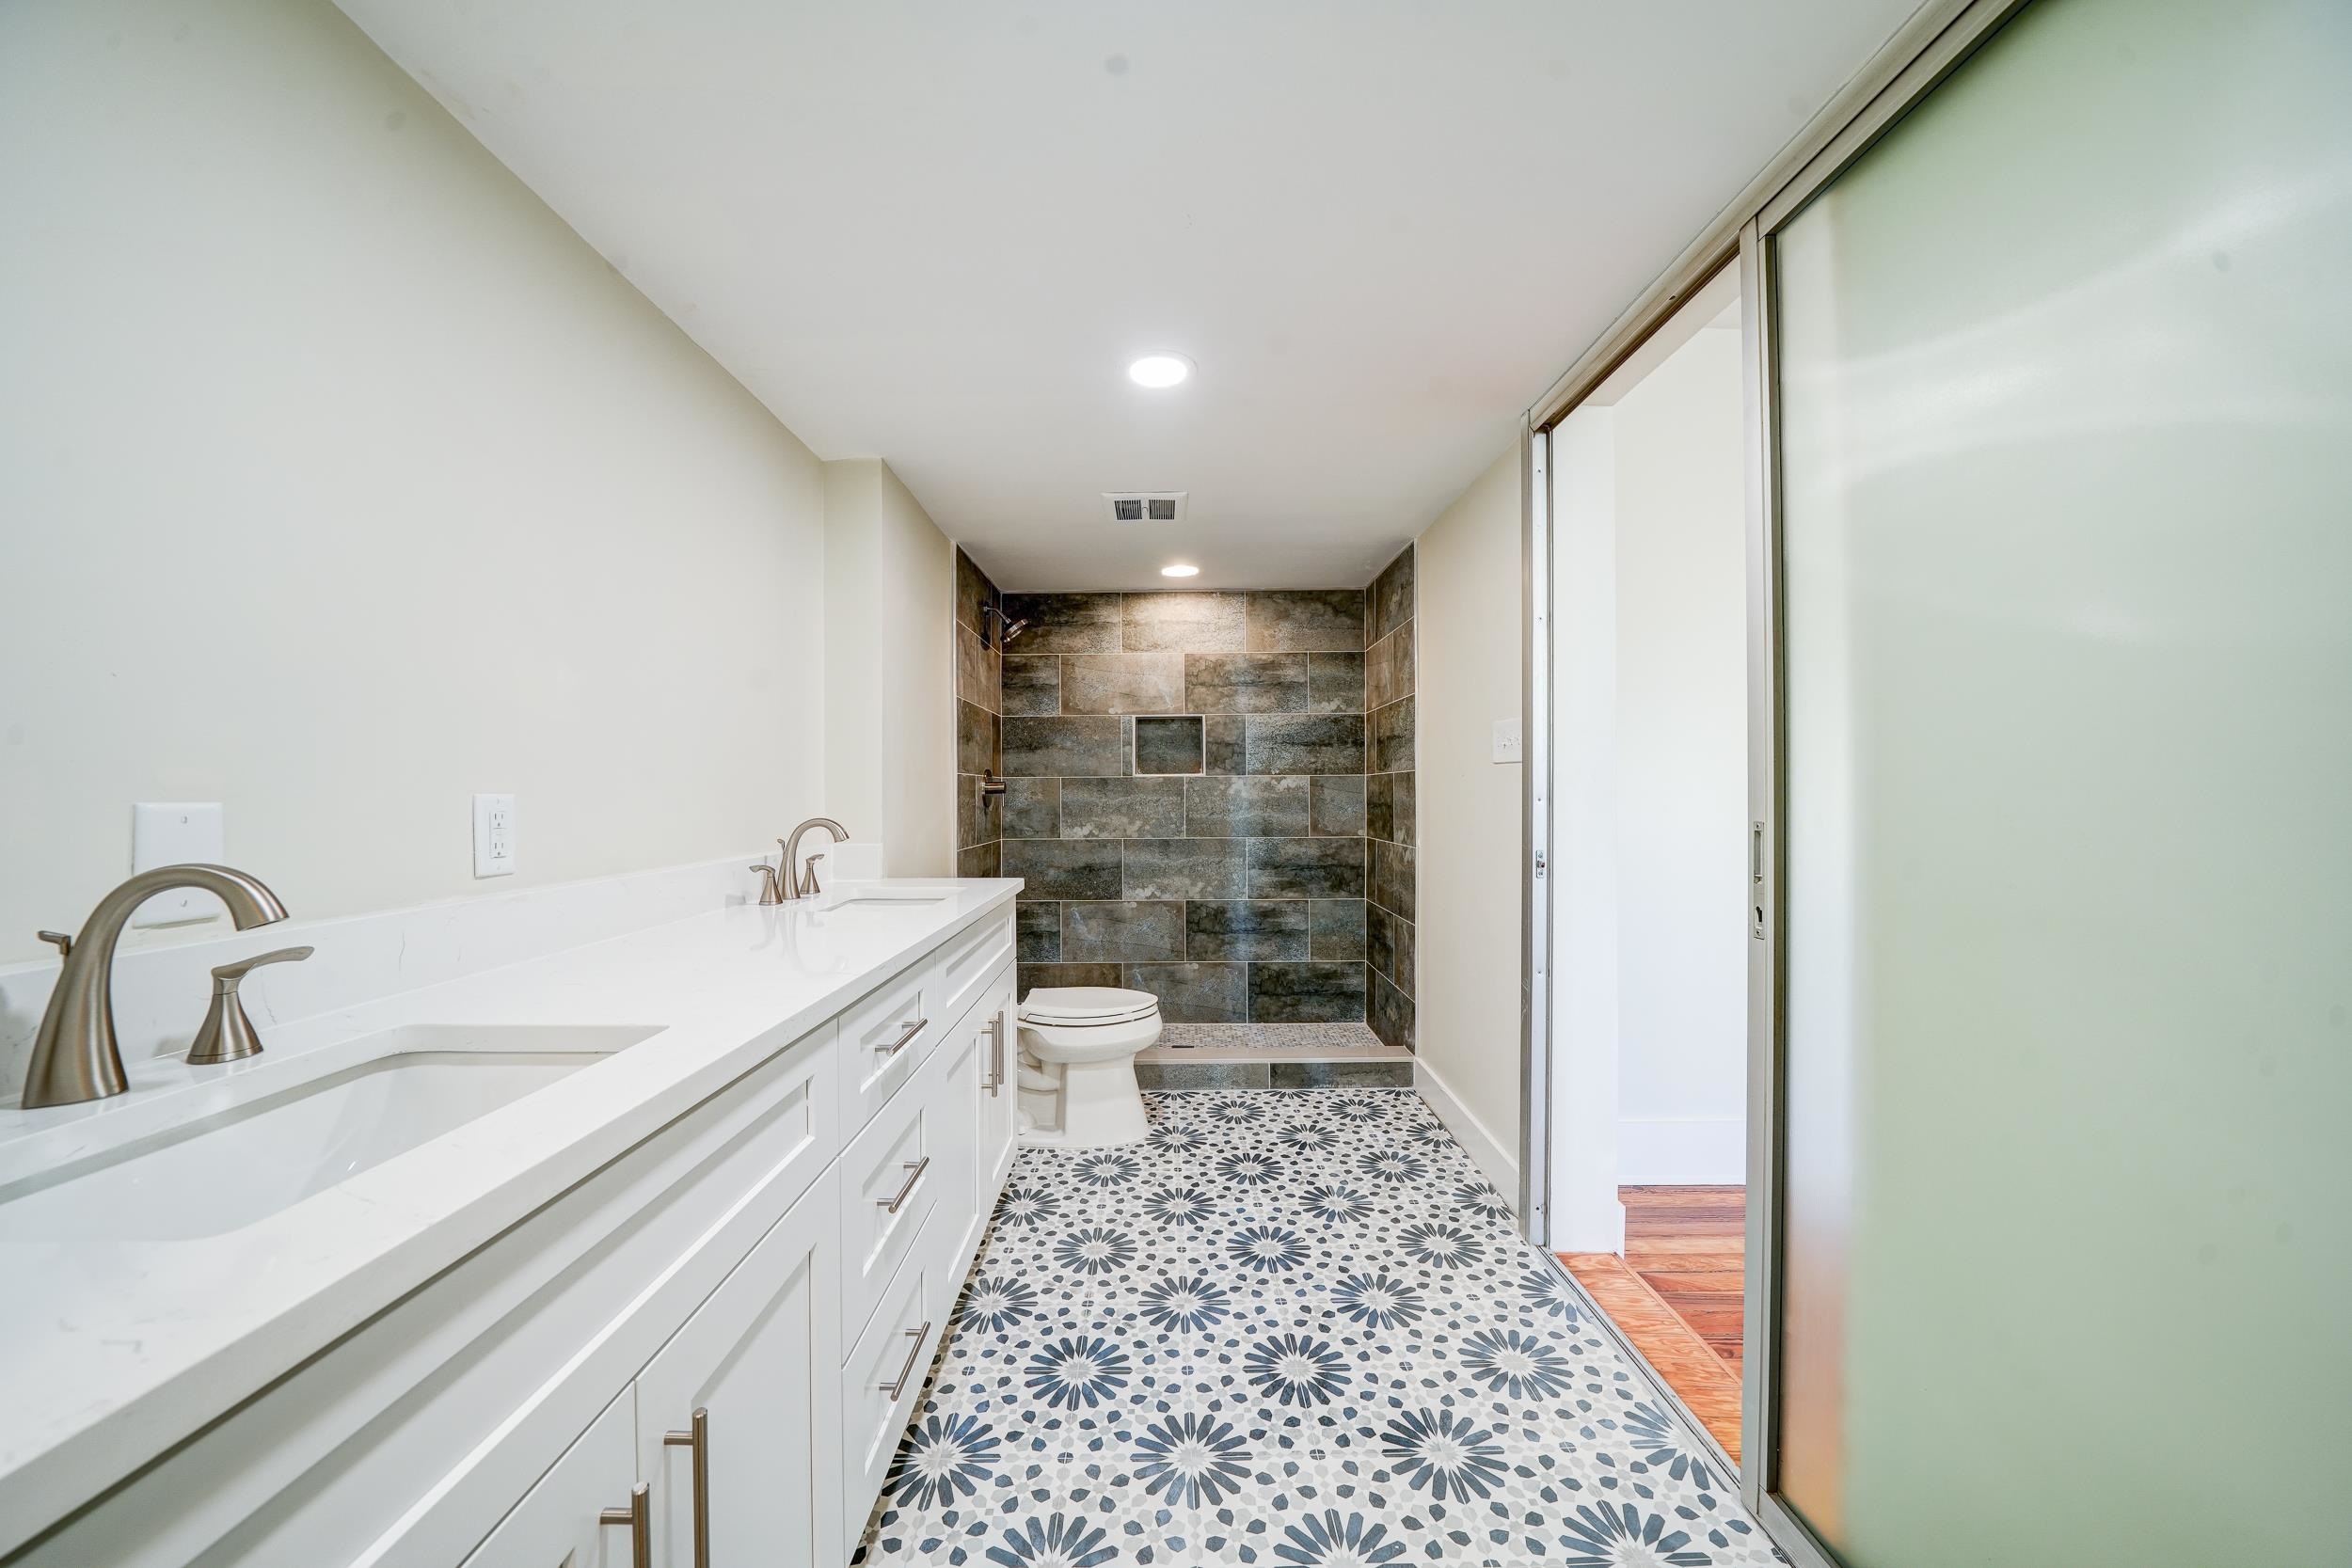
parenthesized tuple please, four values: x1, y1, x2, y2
(855, 1089, 1779, 1567)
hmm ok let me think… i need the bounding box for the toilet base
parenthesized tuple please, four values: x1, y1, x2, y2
(1018, 1054, 1151, 1148)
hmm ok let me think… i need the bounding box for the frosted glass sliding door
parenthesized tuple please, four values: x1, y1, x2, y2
(1768, 0, 2352, 1563)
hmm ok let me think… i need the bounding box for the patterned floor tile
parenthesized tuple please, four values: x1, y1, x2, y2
(858, 1090, 1780, 1568)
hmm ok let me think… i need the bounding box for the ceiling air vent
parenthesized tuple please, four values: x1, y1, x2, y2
(1104, 491, 1187, 524)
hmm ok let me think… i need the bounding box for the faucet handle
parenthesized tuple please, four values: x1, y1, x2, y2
(189, 946, 312, 1065)
(211, 945, 315, 982)
(36, 930, 72, 958)
(749, 863, 786, 905)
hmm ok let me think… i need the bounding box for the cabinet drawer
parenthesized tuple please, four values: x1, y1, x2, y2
(840, 1207, 946, 1544)
(932, 911, 1015, 1038)
(836, 958, 940, 1132)
(837, 1067, 942, 1348)
(458, 1391, 636, 1568)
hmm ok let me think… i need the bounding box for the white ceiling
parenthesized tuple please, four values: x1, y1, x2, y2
(335, 1, 1919, 591)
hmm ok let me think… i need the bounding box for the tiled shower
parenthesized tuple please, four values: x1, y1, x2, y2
(952, 549, 1416, 1047)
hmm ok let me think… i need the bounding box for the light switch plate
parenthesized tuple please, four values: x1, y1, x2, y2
(1492, 718, 1523, 764)
(132, 802, 227, 927)
(472, 793, 516, 878)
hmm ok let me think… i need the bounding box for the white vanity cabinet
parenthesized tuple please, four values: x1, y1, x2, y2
(11, 900, 1019, 1568)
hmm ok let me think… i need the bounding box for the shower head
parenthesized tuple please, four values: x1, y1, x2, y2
(1000, 619, 1030, 643)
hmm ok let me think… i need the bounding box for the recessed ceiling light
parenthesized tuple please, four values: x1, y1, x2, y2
(1160, 563, 1200, 578)
(1128, 354, 1192, 389)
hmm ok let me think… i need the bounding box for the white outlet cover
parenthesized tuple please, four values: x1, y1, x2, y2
(1492, 718, 1523, 764)
(131, 802, 227, 927)
(472, 792, 517, 878)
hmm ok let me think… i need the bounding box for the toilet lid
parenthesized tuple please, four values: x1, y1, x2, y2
(1021, 985, 1161, 1026)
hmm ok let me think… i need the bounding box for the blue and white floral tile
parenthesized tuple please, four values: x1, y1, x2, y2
(861, 1091, 1782, 1568)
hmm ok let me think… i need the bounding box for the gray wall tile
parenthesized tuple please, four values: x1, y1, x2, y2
(1204, 715, 1247, 774)
(1305, 652, 1366, 713)
(957, 622, 1000, 711)
(1000, 656, 1062, 716)
(958, 773, 1002, 849)
(1366, 770, 1415, 846)
(1246, 589, 1366, 652)
(1016, 901, 1060, 961)
(1368, 902, 1416, 993)
(1184, 900, 1311, 961)
(1246, 713, 1364, 775)
(1121, 592, 1244, 653)
(957, 841, 1001, 879)
(1366, 621, 1414, 711)
(1368, 968, 1415, 1050)
(1004, 593, 1120, 653)
(956, 547, 1000, 638)
(1249, 961, 1368, 1022)
(1003, 777, 1061, 839)
(1271, 1060, 1412, 1089)
(1061, 652, 1184, 714)
(957, 701, 1000, 776)
(1368, 837, 1416, 920)
(1184, 653, 1308, 713)
(1132, 715, 1206, 776)
(1058, 776, 1184, 839)
(1124, 961, 1247, 1022)
(1003, 838, 1123, 899)
(1141, 1061, 1275, 1091)
(1123, 837, 1247, 899)
(1184, 775, 1311, 837)
(1060, 900, 1185, 963)
(1248, 837, 1366, 898)
(1310, 898, 1368, 959)
(1004, 715, 1122, 777)
(1021, 961, 1120, 994)
(1310, 775, 1365, 837)
(1370, 695, 1415, 773)
(1370, 543, 1415, 645)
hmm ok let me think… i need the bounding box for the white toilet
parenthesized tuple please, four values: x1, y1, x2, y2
(1016, 986, 1162, 1148)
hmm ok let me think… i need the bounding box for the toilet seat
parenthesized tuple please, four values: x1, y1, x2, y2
(1020, 986, 1160, 1027)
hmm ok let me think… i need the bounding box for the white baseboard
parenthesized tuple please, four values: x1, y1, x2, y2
(1617, 1116, 1745, 1185)
(1414, 1059, 1518, 1201)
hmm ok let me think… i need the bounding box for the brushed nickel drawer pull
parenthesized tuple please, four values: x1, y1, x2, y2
(879, 1156, 930, 1213)
(662, 1407, 710, 1568)
(879, 1321, 932, 1399)
(598, 1482, 651, 1568)
(984, 1014, 1005, 1095)
(879, 1018, 927, 1054)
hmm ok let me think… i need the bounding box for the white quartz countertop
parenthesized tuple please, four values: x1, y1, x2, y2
(0, 878, 1019, 1553)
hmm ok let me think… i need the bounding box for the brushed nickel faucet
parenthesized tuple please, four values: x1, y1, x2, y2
(22, 864, 291, 1109)
(778, 818, 849, 900)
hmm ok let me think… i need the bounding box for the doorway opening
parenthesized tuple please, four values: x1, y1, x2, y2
(1543, 263, 1750, 1464)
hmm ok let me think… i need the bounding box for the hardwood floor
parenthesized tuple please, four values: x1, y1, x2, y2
(1561, 1184, 1746, 1464)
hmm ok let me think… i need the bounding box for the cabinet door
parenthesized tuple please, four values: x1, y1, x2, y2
(460, 1391, 638, 1568)
(634, 1169, 843, 1568)
(975, 967, 1019, 1195)
(929, 1000, 985, 1274)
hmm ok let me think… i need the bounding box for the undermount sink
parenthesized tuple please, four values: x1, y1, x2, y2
(815, 884, 958, 911)
(0, 1022, 660, 1244)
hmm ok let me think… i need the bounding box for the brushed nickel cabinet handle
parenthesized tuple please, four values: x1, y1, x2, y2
(984, 1015, 1005, 1095)
(879, 1156, 930, 1214)
(598, 1482, 651, 1568)
(879, 1322, 933, 1399)
(662, 1407, 710, 1568)
(878, 1018, 927, 1054)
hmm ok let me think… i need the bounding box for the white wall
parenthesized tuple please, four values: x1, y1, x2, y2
(0, 0, 835, 971)
(823, 459, 955, 878)
(1413, 443, 1524, 1184)
(1606, 320, 1750, 1183)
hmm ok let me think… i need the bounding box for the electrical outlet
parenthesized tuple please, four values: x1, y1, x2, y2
(472, 793, 516, 878)
(1491, 719, 1523, 764)
(132, 802, 227, 927)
